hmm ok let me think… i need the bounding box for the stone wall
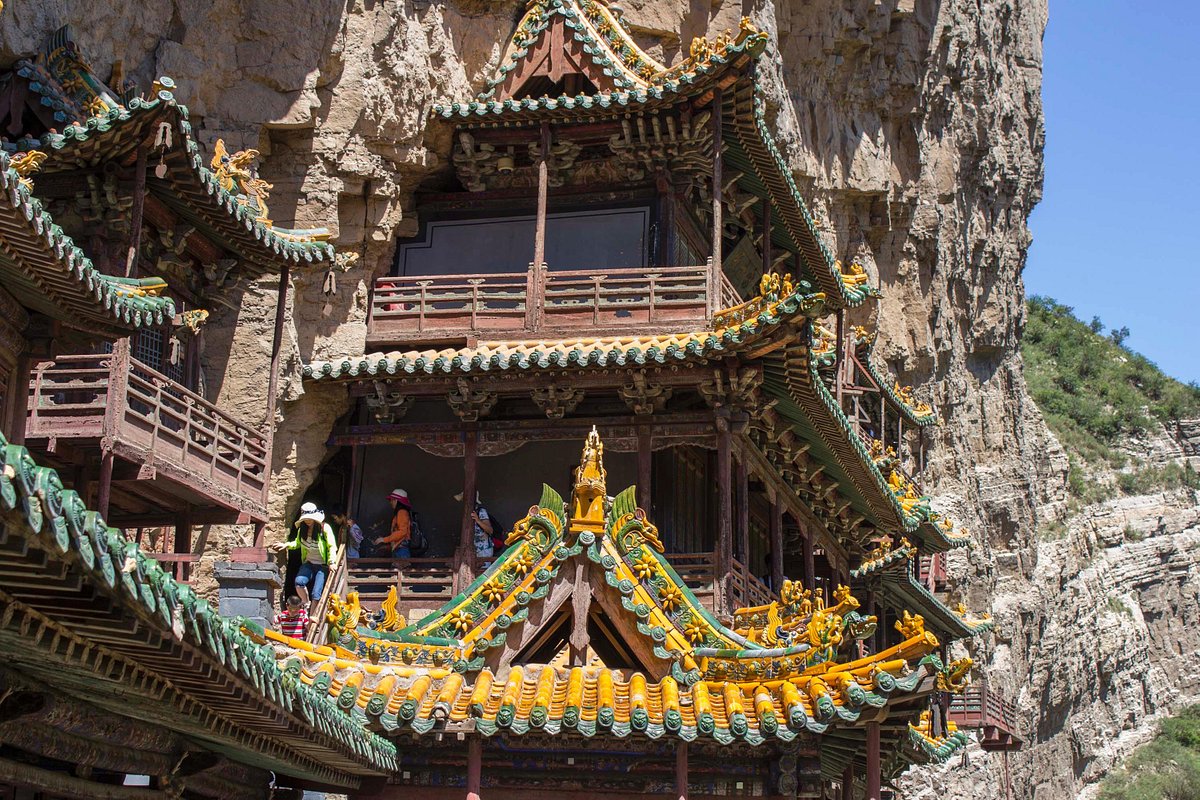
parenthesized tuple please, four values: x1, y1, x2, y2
(9, 3, 1192, 798)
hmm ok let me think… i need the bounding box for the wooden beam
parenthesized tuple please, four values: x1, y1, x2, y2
(676, 742, 688, 800)
(0, 755, 167, 800)
(867, 720, 881, 800)
(466, 737, 482, 800)
(736, 458, 749, 564)
(97, 450, 114, 521)
(637, 422, 653, 512)
(770, 499, 784, 592)
(533, 122, 551, 271)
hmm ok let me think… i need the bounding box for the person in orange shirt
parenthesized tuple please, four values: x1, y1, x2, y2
(375, 488, 412, 558)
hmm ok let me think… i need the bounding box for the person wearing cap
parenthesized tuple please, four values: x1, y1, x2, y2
(375, 489, 413, 558)
(271, 502, 337, 604)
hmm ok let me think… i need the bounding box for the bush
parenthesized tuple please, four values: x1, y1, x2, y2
(1024, 297, 1200, 496)
(1100, 705, 1200, 800)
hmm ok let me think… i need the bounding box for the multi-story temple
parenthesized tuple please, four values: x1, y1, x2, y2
(0, 4, 1019, 799)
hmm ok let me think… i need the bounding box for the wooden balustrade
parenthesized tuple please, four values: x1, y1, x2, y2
(949, 683, 1022, 751)
(26, 350, 269, 517)
(367, 264, 733, 346)
(664, 552, 773, 616)
(345, 557, 458, 613)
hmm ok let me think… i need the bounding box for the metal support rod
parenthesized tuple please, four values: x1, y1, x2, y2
(458, 426, 479, 590)
(124, 146, 147, 278)
(709, 88, 723, 317)
(467, 736, 482, 800)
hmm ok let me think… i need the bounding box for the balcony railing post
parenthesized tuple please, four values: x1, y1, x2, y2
(524, 262, 539, 333)
(592, 275, 603, 326)
(468, 278, 484, 330)
(417, 280, 431, 333)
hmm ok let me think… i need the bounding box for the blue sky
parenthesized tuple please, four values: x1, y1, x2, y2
(1024, 0, 1200, 384)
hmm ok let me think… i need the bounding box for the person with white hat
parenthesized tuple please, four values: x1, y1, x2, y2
(375, 489, 414, 558)
(271, 502, 337, 604)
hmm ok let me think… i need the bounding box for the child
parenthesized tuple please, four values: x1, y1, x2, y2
(274, 595, 309, 639)
(332, 509, 364, 559)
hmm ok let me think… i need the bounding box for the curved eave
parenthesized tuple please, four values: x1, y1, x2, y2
(26, 95, 336, 274)
(0, 153, 176, 333)
(0, 430, 397, 781)
(907, 727, 972, 763)
(869, 559, 993, 641)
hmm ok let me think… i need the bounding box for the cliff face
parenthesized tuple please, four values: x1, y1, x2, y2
(5, 2, 1157, 798)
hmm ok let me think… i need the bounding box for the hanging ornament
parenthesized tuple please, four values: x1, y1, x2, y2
(154, 122, 174, 179)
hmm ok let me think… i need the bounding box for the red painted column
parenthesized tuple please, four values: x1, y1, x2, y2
(841, 764, 853, 800)
(715, 415, 733, 611)
(467, 736, 482, 800)
(675, 742, 688, 800)
(866, 720, 881, 800)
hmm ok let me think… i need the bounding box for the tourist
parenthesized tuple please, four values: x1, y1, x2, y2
(271, 502, 337, 604)
(456, 490, 495, 560)
(375, 489, 413, 558)
(331, 507, 364, 559)
(274, 594, 309, 639)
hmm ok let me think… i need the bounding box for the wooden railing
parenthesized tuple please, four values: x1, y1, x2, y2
(26, 346, 268, 511)
(664, 552, 773, 616)
(917, 553, 947, 592)
(949, 682, 1021, 750)
(345, 557, 458, 611)
(367, 263, 732, 345)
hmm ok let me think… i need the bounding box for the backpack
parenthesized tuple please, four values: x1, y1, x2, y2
(409, 512, 428, 556)
(487, 509, 506, 553)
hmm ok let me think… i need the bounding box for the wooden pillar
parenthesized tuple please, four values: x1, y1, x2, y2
(675, 742, 688, 800)
(715, 415, 733, 609)
(834, 311, 845, 406)
(96, 450, 114, 521)
(866, 721, 881, 800)
(466, 736, 482, 800)
(4, 352, 31, 444)
(124, 146, 147, 278)
(708, 88, 723, 317)
(656, 169, 677, 267)
(840, 764, 853, 800)
(637, 423, 653, 512)
(533, 122, 551, 271)
(457, 427, 479, 589)
(174, 509, 192, 582)
(769, 499, 784, 592)
(735, 458, 750, 565)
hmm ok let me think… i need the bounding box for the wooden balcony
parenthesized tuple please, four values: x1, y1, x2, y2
(338, 551, 774, 625)
(949, 683, 1023, 751)
(24, 345, 269, 525)
(366, 263, 741, 347)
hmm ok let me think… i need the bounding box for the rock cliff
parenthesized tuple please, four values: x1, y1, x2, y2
(10, 2, 1192, 798)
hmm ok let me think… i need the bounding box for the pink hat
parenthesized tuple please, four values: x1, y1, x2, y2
(388, 488, 411, 506)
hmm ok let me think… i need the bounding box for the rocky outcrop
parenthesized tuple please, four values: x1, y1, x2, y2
(18, 4, 1195, 799)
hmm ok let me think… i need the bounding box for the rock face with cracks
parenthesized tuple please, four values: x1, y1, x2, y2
(5, 2, 1193, 798)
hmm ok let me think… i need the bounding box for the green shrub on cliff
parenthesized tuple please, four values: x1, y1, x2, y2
(1022, 296, 1200, 495)
(1100, 705, 1200, 800)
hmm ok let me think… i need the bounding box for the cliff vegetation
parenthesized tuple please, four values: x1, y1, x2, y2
(1099, 705, 1200, 800)
(1022, 295, 1200, 501)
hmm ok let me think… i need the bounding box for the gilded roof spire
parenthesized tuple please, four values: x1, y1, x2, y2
(570, 426, 607, 532)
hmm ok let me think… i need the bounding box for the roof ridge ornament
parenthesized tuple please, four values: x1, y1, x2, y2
(570, 426, 608, 533)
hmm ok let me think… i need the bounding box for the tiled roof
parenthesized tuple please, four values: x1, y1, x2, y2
(0, 152, 176, 333)
(0, 429, 397, 784)
(851, 551, 993, 640)
(16, 91, 337, 273)
(248, 433, 970, 746)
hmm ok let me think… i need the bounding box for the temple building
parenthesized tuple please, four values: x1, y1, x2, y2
(0, 4, 1019, 800)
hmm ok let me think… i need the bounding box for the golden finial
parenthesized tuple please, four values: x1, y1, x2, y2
(570, 427, 608, 532)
